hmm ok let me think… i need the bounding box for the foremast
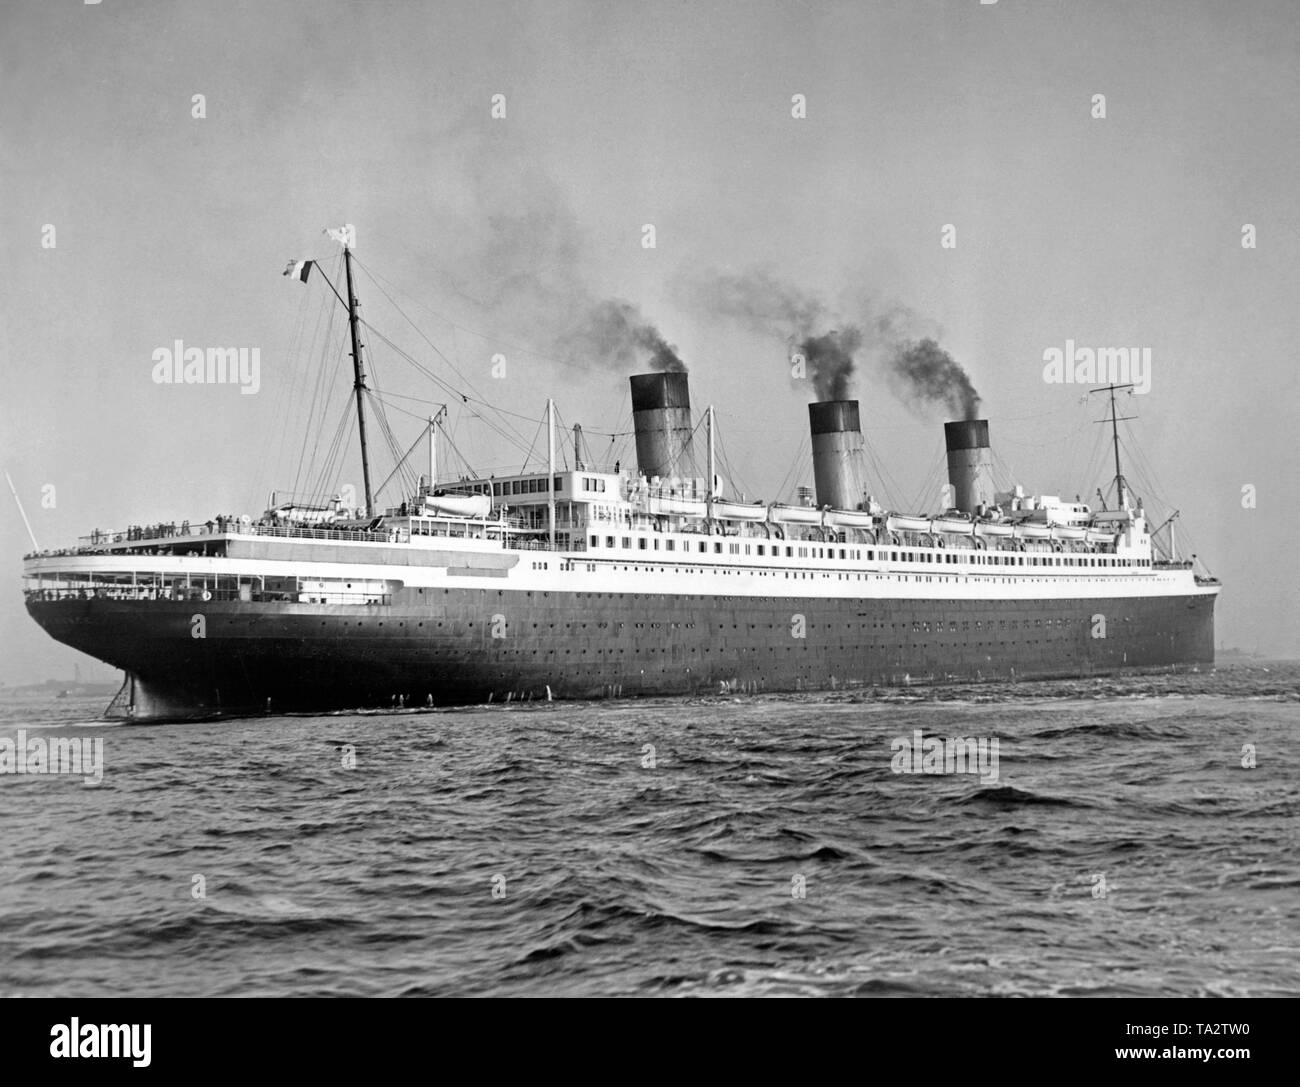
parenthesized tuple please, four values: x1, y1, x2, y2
(343, 243, 375, 518)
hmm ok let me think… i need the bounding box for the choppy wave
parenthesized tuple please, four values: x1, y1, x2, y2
(0, 662, 1297, 996)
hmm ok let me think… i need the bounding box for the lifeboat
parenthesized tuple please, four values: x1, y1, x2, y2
(932, 516, 974, 535)
(769, 503, 822, 525)
(649, 496, 707, 517)
(824, 508, 876, 528)
(423, 493, 492, 518)
(712, 500, 769, 522)
(887, 514, 931, 533)
(272, 504, 337, 525)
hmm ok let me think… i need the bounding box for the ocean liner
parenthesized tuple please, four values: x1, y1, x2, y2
(21, 240, 1220, 720)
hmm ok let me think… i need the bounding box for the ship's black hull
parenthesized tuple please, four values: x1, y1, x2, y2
(27, 584, 1217, 720)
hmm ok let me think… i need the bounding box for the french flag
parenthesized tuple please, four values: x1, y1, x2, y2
(282, 259, 313, 282)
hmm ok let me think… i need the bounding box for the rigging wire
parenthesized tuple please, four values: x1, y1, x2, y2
(279, 248, 654, 501)
(300, 337, 350, 501)
(258, 270, 320, 505)
(515, 415, 550, 476)
(352, 256, 534, 453)
(372, 424, 430, 501)
(292, 253, 346, 501)
(354, 250, 629, 379)
(863, 436, 909, 511)
(364, 389, 414, 502)
(907, 444, 947, 513)
(304, 396, 355, 508)
(549, 404, 574, 473)
(708, 416, 754, 500)
(360, 321, 538, 460)
(309, 398, 353, 505)
(765, 431, 809, 506)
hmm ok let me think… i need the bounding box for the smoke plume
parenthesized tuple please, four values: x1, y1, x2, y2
(679, 268, 868, 398)
(440, 163, 686, 371)
(887, 338, 981, 420)
(692, 267, 828, 333)
(559, 298, 686, 373)
(677, 266, 978, 414)
(799, 329, 862, 402)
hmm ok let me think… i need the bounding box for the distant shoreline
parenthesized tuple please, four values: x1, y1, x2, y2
(0, 680, 121, 697)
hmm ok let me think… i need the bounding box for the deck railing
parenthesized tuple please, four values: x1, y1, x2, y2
(26, 586, 390, 606)
(78, 522, 405, 547)
(65, 516, 528, 553)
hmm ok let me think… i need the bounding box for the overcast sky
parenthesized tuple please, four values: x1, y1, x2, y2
(2, 0, 1297, 684)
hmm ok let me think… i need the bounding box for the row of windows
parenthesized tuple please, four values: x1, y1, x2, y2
(583, 534, 1148, 569)
(432, 588, 1142, 610)
(480, 638, 1079, 657)
(474, 475, 621, 497)
(300, 616, 1122, 634)
(482, 616, 1101, 633)
(485, 477, 564, 497)
(555, 564, 1138, 587)
(911, 617, 1077, 632)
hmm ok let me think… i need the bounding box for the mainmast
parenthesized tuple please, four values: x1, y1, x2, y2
(547, 398, 556, 550)
(1091, 383, 1135, 510)
(706, 404, 715, 529)
(343, 244, 374, 518)
(428, 414, 438, 493)
(1109, 383, 1126, 509)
